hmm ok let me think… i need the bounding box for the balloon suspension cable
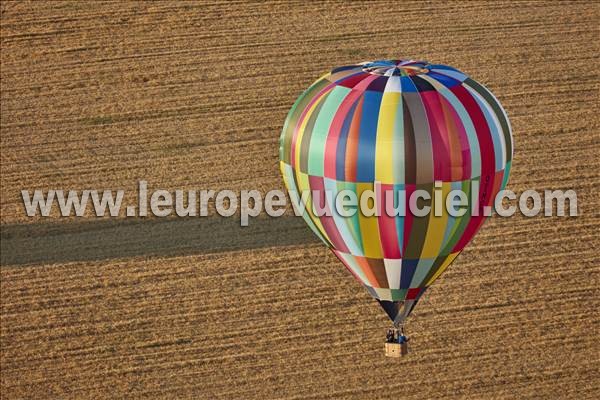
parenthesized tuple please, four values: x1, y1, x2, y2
(393, 320, 405, 331)
(392, 322, 407, 338)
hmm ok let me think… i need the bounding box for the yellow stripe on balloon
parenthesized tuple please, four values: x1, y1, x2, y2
(425, 252, 459, 286)
(420, 182, 451, 258)
(375, 92, 401, 184)
(281, 162, 330, 246)
(296, 170, 331, 243)
(356, 182, 382, 258)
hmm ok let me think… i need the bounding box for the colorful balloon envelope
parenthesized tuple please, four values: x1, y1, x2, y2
(279, 59, 513, 327)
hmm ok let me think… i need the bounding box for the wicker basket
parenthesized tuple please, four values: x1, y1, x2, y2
(385, 342, 409, 357)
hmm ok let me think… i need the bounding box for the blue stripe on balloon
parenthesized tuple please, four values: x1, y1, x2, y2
(427, 72, 461, 88)
(356, 91, 382, 182)
(400, 77, 419, 92)
(400, 259, 418, 289)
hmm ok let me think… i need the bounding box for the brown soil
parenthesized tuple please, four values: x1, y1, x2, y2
(1, 1, 599, 398)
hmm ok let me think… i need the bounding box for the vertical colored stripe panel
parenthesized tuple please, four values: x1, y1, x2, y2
(425, 252, 460, 286)
(367, 258, 389, 288)
(375, 92, 401, 183)
(429, 67, 468, 82)
(334, 101, 358, 181)
(336, 180, 364, 255)
(281, 162, 330, 247)
(402, 100, 417, 184)
(355, 256, 381, 287)
(421, 91, 452, 181)
(463, 78, 513, 162)
(442, 178, 474, 254)
(294, 89, 331, 173)
(333, 251, 369, 285)
(394, 183, 406, 258)
(451, 84, 497, 252)
(344, 97, 364, 182)
(356, 182, 383, 258)
(452, 83, 496, 182)
(403, 91, 434, 184)
(356, 91, 383, 182)
(441, 180, 466, 251)
(377, 183, 401, 258)
(439, 93, 470, 181)
(308, 175, 349, 253)
(466, 85, 506, 170)
(295, 171, 331, 244)
(402, 184, 415, 254)
(384, 259, 403, 289)
(324, 177, 362, 255)
(399, 260, 418, 289)
(337, 72, 370, 88)
(419, 74, 481, 179)
(384, 75, 402, 92)
(420, 182, 451, 258)
(323, 90, 362, 179)
(299, 96, 327, 173)
(291, 85, 335, 167)
(331, 75, 379, 181)
(282, 78, 331, 164)
(392, 90, 405, 185)
(324, 76, 378, 180)
(403, 184, 432, 259)
(410, 258, 435, 288)
(308, 86, 352, 176)
(420, 256, 446, 287)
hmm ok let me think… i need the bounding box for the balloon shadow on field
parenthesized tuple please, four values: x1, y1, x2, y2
(0, 214, 319, 267)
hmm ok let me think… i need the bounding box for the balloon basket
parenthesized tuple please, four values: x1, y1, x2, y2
(385, 342, 409, 357)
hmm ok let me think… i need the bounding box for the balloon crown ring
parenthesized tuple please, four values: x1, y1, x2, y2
(361, 59, 430, 76)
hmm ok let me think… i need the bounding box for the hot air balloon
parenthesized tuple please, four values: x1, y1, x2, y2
(279, 59, 513, 356)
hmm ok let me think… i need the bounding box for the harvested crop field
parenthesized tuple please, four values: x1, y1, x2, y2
(1, 1, 599, 399)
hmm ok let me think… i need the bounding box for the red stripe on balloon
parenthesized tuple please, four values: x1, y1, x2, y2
(344, 96, 364, 182)
(421, 91, 452, 181)
(450, 84, 496, 252)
